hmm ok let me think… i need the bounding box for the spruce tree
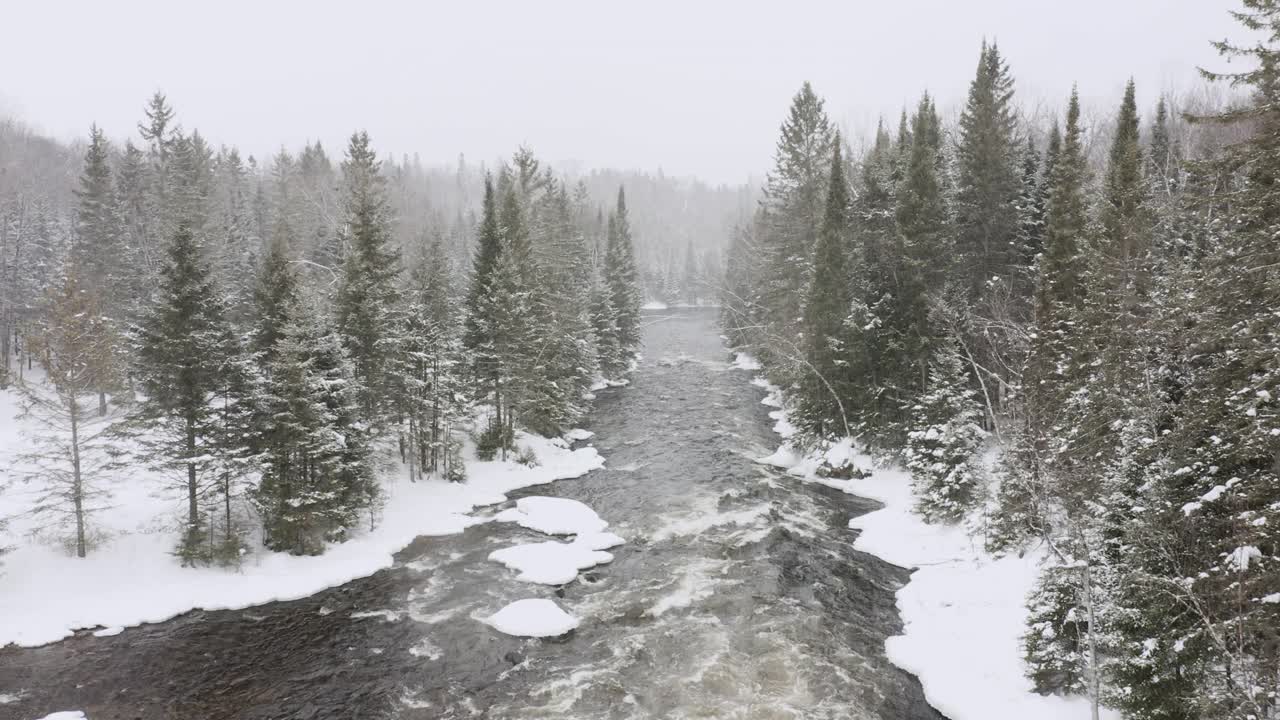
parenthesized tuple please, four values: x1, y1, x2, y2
(886, 94, 950, 421)
(132, 223, 249, 564)
(757, 82, 835, 337)
(954, 41, 1021, 299)
(603, 187, 642, 365)
(904, 338, 987, 523)
(334, 131, 402, 429)
(796, 140, 855, 438)
(72, 125, 127, 415)
(1100, 80, 1147, 269)
(1027, 89, 1089, 441)
(491, 175, 540, 447)
(463, 178, 511, 452)
(251, 220, 299, 369)
(1105, 9, 1280, 714)
(523, 179, 598, 434)
(254, 297, 375, 555)
(848, 120, 899, 432)
(1015, 136, 1046, 280)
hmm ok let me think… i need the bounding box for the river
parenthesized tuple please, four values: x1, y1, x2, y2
(0, 307, 944, 720)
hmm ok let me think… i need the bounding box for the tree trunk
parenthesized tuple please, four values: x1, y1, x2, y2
(98, 391, 107, 416)
(407, 414, 417, 483)
(69, 394, 87, 558)
(224, 468, 233, 543)
(1080, 537, 1102, 720)
(186, 419, 199, 531)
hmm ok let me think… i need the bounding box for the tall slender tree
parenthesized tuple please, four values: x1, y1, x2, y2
(334, 131, 401, 429)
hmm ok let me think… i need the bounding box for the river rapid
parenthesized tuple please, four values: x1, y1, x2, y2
(1, 307, 944, 720)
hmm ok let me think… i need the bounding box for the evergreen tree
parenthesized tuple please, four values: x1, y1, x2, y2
(1023, 562, 1091, 695)
(251, 219, 299, 369)
(681, 239, 699, 305)
(848, 120, 899, 432)
(132, 223, 249, 564)
(334, 131, 402, 428)
(796, 140, 855, 438)
(71, 125, 127, 414)
(254, 296, 375, 555)
(885, 94, 950, 423)
(1027, 89, 1090, 441)
(491, 174, 540, 446)
(523, 179, 598, 434)
(211, 147, 259, 327)
(1015, 136, 1046, 279)
(463, 178, 511, 452)
(904, 338, 987, 523)
(394, 234, 468, 481)
(757, 82, 835, 337)
(603, 187, 642, 366)
(1100, 80, 1147, 269)
(954, 41, 1021, 299)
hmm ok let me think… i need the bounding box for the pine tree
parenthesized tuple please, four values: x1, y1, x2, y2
(251, 219, 299, 369)
(1027, 89, 1090, 442)
(132, 223, 249, 565)
(71, 125, 127, 415)
(522, 179, 598, 435)
(1106, 9, 1280, 714)
(1023, 562, 1091, 695)
(211, 147, 259, 328)
(334, 131, 402, 429)
(604, 187, 642, 366)
(1015, 136, 1046, 282)
(1039, 90, 1089, 313)
(115, 139, 154, 317)
(847, 120, 898, 432)
(884, 94, 950, 424)
(591, 278, 623, 379)
(387, 232, 470, 482)
(757, 82, 834, 337)
(954, 41, 1021, 300)
(463, 177, 511, 452)
(254, 296, 375, 555)
(1100, 80, 1147, 269)
(904, 338, 987, 523)
(796, 140, 855, 438)
(491, 174, 540, 446)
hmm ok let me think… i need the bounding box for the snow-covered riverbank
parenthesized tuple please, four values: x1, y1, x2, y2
(0, 381, 604, 648)
(739, 356, 1114, 720)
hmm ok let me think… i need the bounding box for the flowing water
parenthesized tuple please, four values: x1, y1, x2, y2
(0, 308, 944, 720)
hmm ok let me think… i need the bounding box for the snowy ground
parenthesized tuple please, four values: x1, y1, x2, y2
(739, 354, 1115, 720)
(0, 380, 604, 649)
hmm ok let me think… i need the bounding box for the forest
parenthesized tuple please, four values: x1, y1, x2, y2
(1, 2, 1278, 719)
(721, 4, 1279, 719)
(0, 86, 677, 563)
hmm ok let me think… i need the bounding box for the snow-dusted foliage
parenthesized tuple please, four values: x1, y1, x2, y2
(905, 340, 987, 524)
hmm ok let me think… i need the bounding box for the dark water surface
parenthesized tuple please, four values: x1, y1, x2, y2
(0, 308, 944, 720)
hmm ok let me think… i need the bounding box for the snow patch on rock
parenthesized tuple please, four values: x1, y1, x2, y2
(488, 541, 614, 586)
(495, 496, 609, 536)
(483, 598, 579, 637)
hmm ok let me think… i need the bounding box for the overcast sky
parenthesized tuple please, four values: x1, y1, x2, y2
(0, 0, 1244, 185)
